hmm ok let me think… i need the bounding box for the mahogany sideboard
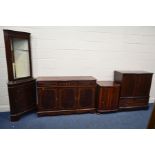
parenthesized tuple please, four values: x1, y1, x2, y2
(36, 76, 96, 116)
(114, 71, 153, 110)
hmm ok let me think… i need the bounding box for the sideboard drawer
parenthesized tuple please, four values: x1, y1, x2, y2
(119, 97, 149, 108)
(37, 82, 58, 87)
(58, 81, 77, 86)
(78, 81, 96, 86)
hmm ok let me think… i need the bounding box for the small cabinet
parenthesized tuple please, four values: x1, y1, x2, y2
(97, 81, 120, 112)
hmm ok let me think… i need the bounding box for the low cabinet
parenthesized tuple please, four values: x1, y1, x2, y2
(114, 71, 153, 110)
(97, 81, 120, 113)
(37, 76, 96, 116)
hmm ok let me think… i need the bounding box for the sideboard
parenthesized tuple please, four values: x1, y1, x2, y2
(36, 76, 96, 116)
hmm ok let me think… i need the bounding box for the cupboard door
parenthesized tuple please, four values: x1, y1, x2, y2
(121, 74, 136, 97)
(38, 88, 57, 110)
(102, 87, 113, 110)
(9, 80, 36, 114)
(99, 87, 119, 111)
(59, 88, 77, 110)
(134, 74, 152, 97)
(78, 88, 95, 108)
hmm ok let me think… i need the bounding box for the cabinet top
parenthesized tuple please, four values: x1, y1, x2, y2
(97, 81, 120, 87)
(37, 76, 96, 81)
(115, 70, 153, 74)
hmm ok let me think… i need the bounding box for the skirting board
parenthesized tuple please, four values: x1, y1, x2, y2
(0, 105, 10, 112)
(0, 98, 155, 112)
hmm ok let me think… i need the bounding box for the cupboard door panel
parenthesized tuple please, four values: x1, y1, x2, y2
(121, 75, 136, 97)
(134, 74, 153, 97)
(102, 87, 114, 110)
(78, 88, 95, 108)
(9, 80, 36, 114)
(97, 85, 120, 112)
(112, 87, 120, 110)
(59, 88, 77, 110)
(38, 88, 57, 110)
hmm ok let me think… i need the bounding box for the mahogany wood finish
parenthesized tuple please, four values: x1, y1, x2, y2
(3, 30, 33, 81)
(114, 71, 153, 110)
(37, 76, 96, 116)
(8, 79, 36, 121)
(147, 103, 155, 129)
(3, 30, 36, 121)
(97, 81, 120, 113)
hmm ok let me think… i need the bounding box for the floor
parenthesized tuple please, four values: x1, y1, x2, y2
(0, 104, 153, 129)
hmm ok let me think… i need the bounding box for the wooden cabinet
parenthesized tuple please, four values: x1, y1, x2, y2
(114, 71, 153, 110)
(97, 81, 120, 112)
(37, 76, 96, 116)
(4, 30, 36, 121)
(8, 79, 36, 121)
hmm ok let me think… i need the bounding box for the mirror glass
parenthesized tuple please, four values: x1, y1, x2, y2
(12, 38, 30, 79)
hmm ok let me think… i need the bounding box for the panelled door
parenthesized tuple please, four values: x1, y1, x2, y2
(38, 88, 58, 110)
(133, 74, 152, 97)
(59, 88, 77, 110)
(121, 74, 136, 97)
(78, 87, 95, 109)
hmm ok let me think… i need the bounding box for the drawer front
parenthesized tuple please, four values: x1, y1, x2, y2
(58, 81, 77, 86)
(37, 81, 96, 87)
(78, 81, 96, 86)
(37, 82, 58, 87)
(119, 97, 149, 108)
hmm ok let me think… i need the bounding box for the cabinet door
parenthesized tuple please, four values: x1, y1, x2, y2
(101, 87, 119, 111)
(3, 30, 32, 81)
(9, 80, 36, 114)
(38, 88, 57, 110)
(121, 74, 136, 97)
(134, 74, 152, 97)
(78, 88, 95, 108)
(59, 88, 77, 110)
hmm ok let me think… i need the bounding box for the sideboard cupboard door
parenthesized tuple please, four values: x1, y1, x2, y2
(38, 88, 58, 110)
(78, 88, 95, 109)
(59, 88, 77, 110)
(134, 74, 153, 97)
(121, 74, 136, 97)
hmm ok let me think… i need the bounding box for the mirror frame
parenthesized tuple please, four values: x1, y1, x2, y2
(3, 30, 33, 81)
